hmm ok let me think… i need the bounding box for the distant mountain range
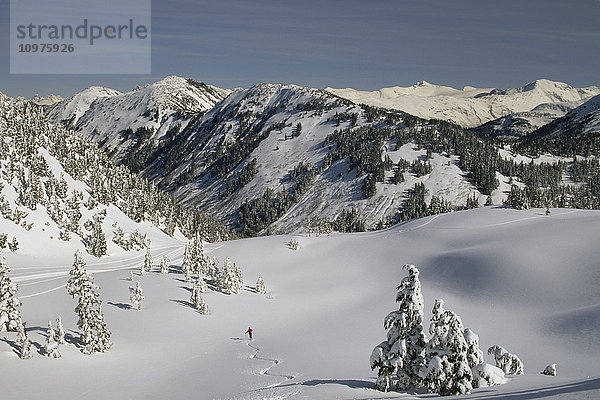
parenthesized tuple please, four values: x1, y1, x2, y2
(5, 76, 599, 234)
(327, 79, 600, 134)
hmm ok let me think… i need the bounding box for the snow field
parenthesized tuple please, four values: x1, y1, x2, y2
(1, 207, 600, 399)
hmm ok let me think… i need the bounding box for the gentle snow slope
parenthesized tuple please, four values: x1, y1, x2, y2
(2, 207, 599, 399)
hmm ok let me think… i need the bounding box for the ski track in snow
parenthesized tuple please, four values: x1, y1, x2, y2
(232, 339, 297, 399)
(16, 245, 182, 299)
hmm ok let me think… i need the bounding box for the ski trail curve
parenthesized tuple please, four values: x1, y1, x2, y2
(246, 341, 295, 385)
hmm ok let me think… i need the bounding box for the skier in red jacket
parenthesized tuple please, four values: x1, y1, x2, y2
(245, 327, 253, 340)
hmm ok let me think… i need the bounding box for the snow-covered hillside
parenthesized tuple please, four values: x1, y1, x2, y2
(529, 94, 600, 139)
(2, 207, 599, 399)
(327, 79, 600, 128)
(474, 102, 577, 140)
(47, 76, 232, 164)
(46, 86, 123, 126)
(141, 82, 504, 233)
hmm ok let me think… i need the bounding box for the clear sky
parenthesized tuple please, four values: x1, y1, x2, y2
(1, 0, 599, 98)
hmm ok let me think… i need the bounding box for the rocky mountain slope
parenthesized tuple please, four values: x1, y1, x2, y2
(46, 76, 231, 170)
(44, 77, 600, 235)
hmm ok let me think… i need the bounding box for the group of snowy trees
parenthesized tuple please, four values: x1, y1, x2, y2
(0, 98, 234, 256)
(371, 264, 520, 396)
(1, 252, 87, 359)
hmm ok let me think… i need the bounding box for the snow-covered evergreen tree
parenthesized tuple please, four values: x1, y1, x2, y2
(16, 321, 32, 359)
(197, 277, 208, 293)
(160, 255, 169, 274)
(256, 276, 266, 294)
(370, 264, 426, 392)
(66, 250, 112, 354)
(45, 320, 61, 358)
(0, 253, 23, 332)
(464, 328, 484, 368)
(182, 244, 192, 282)
(541, 363, 557, 376)
(424, 299, 472, 396)
(487, 345, 524, 375)
(56, 315, 66, 345)
(218, 258, 243, 295)
(143, 247, 153, 273)
(129, 282, 144, 310)
(8, 236, 18, 253)
(86, 211, 107, 257)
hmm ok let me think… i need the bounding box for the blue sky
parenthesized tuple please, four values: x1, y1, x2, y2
(1, 0, 599, 97)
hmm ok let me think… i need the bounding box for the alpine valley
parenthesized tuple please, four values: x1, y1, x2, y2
(0, 76, 599, 400)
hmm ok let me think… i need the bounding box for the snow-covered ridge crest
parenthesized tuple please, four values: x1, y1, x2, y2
(46, 76, 232, 164)
(327, 79, 600, 128)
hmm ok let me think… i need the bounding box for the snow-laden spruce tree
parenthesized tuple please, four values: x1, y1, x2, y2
(197, 277, 207, 293)
(218, 258, 243, 295)
(56, 316, 66, 345)
(487, 345, 524, 375)
(189, 234, 209, 275)
(370, 264, 426, 392)
(182, 244, 192, 282)
(0, 253, 23, 332)
(160, 255, 170, 274)
(424, 299, 473, 396)
(45, 320, 61, 358)
(143, 247, 153, 273)
(463, 328, 484, 368)
(66, 250, 112, 354)
(195, 293, 210, 315)
(256, 276, 266, 294)
(16, 321, 32, 359)
(129, 282, 144, 310)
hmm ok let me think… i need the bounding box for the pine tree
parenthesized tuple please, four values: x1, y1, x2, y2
(8, 236, 18, 253)
(425, 299, 473, 395)
(66, 250, 112, 354)
(87, 212, 107, 257)
(16, 321, 32, 359)
(182, 244, 192, 282)
(45, 320, 61, 358)
(464, 328, 484, 368)
(129, 282, 144, 310)
(143, 247, 153, 273)
(0, 253, 23, 332)
(160, 255, 169, 274)
(56, 316, 66, 345)
(370, 264, 426, 392)
(256, 276, 266, 294)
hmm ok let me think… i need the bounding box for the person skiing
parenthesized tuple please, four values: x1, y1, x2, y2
(245, 327, 253, 340)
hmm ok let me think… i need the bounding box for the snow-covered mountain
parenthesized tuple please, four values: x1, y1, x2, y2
(327, 79, 600, 128)
(44, 77, 600, 235)
(474, 102, 576, 140)
(29, 94, 64, 106)
(46, 86, 123, 126)
(131, 82, 507, 234)
(528, 94, 600, 139)
(0, 94, 232, 265)
(47, 76, 232, 166)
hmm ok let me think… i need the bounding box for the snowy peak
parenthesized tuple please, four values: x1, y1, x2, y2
(46, 76, 232, 165)
(128, 75, 232, 114)
(327, 79, 600, 128)
(28, 94, 64, 106)
(47, 86, 122, 126)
